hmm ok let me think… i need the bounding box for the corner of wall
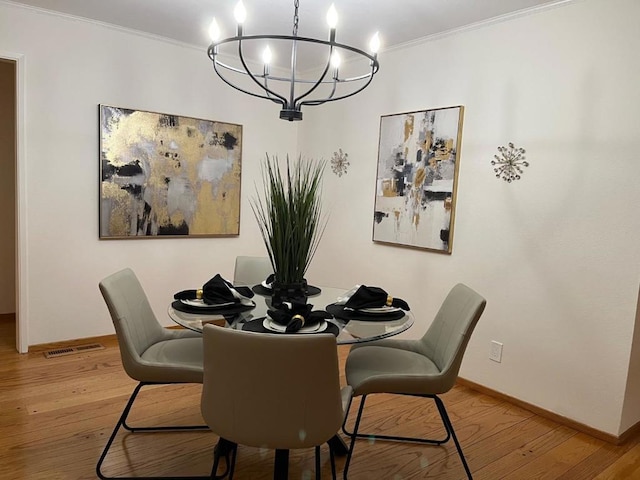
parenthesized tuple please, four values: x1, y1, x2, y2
(619, 284, 640, 435)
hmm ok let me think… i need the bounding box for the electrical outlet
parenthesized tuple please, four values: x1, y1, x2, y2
(490, 341, 503, 363)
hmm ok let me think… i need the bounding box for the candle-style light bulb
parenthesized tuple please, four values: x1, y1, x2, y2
(208, 18, 221, 42)
(262, 45, 272, 75)
(326, 4, 338, 29)
(330, 50, 341, 79)
(262, 45, 273, 65)
(369, 31, 380, 54)
(234, 0, 247, 24)
(330, 51, 341, 69)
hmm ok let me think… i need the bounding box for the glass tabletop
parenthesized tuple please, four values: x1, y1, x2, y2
(167, 285, 414, 345)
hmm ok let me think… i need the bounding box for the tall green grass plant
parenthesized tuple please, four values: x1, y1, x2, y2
(252, 155, 327, 285)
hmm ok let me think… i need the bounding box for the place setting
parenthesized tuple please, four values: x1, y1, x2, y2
(241, 300, 340, 336)
(172, 274, 257, 315)
(325, 285, 410, 321)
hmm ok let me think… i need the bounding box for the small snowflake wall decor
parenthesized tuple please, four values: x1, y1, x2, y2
(492, 142, 529, 182)
(330, 149, 350, 177)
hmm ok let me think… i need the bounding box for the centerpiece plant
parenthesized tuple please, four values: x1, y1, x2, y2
(252, 154, 326, 303)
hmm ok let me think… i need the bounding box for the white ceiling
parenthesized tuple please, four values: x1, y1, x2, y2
(8, 0, 563, 69)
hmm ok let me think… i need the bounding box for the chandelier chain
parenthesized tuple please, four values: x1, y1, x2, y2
(293, 0, 299, 36)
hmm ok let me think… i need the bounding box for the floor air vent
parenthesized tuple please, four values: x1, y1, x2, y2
(44, 343, 105, 358)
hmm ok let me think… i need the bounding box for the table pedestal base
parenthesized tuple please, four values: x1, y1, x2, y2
(212, 434, 348, 479)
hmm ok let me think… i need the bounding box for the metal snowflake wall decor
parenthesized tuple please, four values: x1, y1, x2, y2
(492, 142, 529, 182)
(330, 149, 350, 177)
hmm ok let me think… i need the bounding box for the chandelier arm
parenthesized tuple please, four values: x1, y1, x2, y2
(236, 39, 290, 107)
(296, 76, 338, 108)
(210, 51, 285, 106)
(264, 78, 274, 100)
(299, 63, 376, 107)
(211, 55, 297, 87)
(303, 78, 337, 105)
(292, 46, 334, 105)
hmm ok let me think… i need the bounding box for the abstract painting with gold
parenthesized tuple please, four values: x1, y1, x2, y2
(372, 106, 464, 253)
(99, 105, 242, 238)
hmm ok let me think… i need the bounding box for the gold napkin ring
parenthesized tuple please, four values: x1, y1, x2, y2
(196, 289, 203, 300)
(292, 314, 305, 327)
(386, 295, 393, 306)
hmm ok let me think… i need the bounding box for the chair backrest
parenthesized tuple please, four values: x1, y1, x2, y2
(420, 283, 486, 391)
(99, 268, 166, 379)
(233, 256, 273, 286)
(201, 326, 344, 449)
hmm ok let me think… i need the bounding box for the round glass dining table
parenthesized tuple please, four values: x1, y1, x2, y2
(168, 285, 414, 344)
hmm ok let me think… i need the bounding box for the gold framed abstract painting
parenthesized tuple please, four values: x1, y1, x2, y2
(99, 105, 242, 239)
(372, 106, 464, 253)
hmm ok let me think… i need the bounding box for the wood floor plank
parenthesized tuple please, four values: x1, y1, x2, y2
(345, 398, 534, 479)
(501, 433, 606, 479)
(473, 423, 578, 479)
(592, 442, 640, 480)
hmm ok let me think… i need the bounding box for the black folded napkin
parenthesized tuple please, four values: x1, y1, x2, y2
(325, 303, 407, 322)
(268, 301, 333, 333)
(343, 285, 410, 311)
(174, 274, 254, 305)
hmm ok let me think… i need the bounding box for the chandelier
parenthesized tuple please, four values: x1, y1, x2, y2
(207, 0, 380, 121)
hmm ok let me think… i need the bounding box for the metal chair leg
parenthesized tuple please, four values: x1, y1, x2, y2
(96, 382, 210, 480)
(312, 444, 337, 480)
(228, 443, 238, 479)
(341, 393, 450, 445)
(434, 395, 473, 480)
(342, 394, 366, 480)
(122, 382, 209, 433)
(210, 447, 222, 479)
(315, 445, 321, 480)
(273, 449, 290, 480)
(329, 444, 337, 480)
(210, 438, 236, 480)
(341, 394, 472, 480)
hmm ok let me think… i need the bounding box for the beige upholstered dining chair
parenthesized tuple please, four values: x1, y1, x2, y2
(97, 268, 207, 480)
(233, 255, 273, 286)
(201, 325, 353, 479)
(342, 283, 487, 480)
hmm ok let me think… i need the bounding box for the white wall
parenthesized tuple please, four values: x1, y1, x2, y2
(299, 0, 640, 436)
(0, 3, 298, 342)
(2, 0, 640, 437)
(0, 60, 16, 314)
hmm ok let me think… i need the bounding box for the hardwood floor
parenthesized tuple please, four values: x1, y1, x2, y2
(1, 314, 639, 479)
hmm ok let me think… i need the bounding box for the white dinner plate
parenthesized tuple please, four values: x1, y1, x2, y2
(263, 317, 328, 333)
(350, 306, 401, 314)
(180, 299, 234, 308)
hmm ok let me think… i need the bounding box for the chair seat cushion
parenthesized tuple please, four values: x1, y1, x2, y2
(346, 345, 449, 396)
(137, 337, 204, 383)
